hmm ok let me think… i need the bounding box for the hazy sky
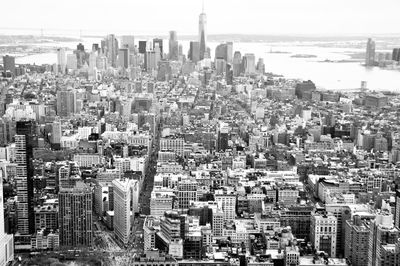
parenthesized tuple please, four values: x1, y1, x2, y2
(2, 0, 400, 36)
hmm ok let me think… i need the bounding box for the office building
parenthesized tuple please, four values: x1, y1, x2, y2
(233, 51, 242, 77)
(310, 213, 337, 257)
(177, 180, 197, 210)
(198, 5, 207, 60)
(368, 211, 400, 266)
(104, 34, 119, 67)
(118, 48, 129, 69)
(113, 179, 140, 245)
(139, 41, 147, 54)
(365, 38, 376, 66)
(58, 181, 93, 247)
(344, 213, 375, 266)
(145, 50, 157, 71)
(2, 55, 15, 76)
(56, 90, 76, 117)
(189, 41, 200, 63)
(243, 53, 256, 74)
(392, 48, 400, 62)
(153, 38, 163, 58)
(0, 164, 14, 265)
(396, 189, 400, 229)
(169, 31, 179, 60)
(215, 193, 236, 223)
(57, 48, 66, 74)
(15, 121, 37, 235)
(121, 35, 135, 52)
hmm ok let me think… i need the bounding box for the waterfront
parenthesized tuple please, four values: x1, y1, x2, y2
(11, 37, 400, 92)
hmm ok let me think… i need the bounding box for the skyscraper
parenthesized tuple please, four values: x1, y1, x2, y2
(169, 31, 179, 60)
(120, 35, 135, 52)
(365, 38, 376, 66)
(57, 48, 66, 74)
(232, 51, 242, 77)
(243, 53, 256, 74)
(395, 189, 400, 229)
(56, 90, 76, 117)
(2, 55, 15, 76)
(118, 48, 129, 69)
(144, 50, 157, 71)
(59, 181, 93, 247)
(368, 211, 400, 266)
(15, 121, 37, 235)
(153, 38, 163, 58)
(138, 41, 147, 54)
(0, 168, 13, 265)
(189, 41, 200, 63)
(104, 34, 119, 67)
(198, 3, 207, 60)
(112, 179, 139, 245)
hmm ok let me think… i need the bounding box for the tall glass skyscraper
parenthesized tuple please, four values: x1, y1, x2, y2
(198, 3, 207, 60)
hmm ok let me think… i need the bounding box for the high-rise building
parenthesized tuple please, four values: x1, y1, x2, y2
(169, 31, 179, 61)
(2, 55, 15, 76)
(58, 181, 93, 247)
(56, 90, 76, 117)
(57, 48, 66, 74)
(256, 58, 265, 74)
(189, 41, 200, 63)
(112, 179, 139, 245)
(120, 35, 135, 52)
(310, 213, 337, 257)
(344, 213, 375, 266)
(392, 48, 400, 62)
(0, 167, 13, 265)
(243, 53, 256, 74)
(226, 42, 233, 63)
(118, 48, 129, 69)
(232, 51, 242, 77)
(368, 211, 400, 266)
(365, 38, 376, 66)
(177, 180, 197, 210)
(395, 189, 400, 229)
(145, 50, 157, 71)
(153, 38, 163, 58)
(138, 41, 147, 54)
(215, 193, 236, 223)
(215, 43, 227, 61)
(198, 4, 207, 60)
(15, 121, 37, 235)
(104, 34, 119, 67)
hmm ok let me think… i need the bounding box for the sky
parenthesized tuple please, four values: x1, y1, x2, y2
(2, 0, 400, 37)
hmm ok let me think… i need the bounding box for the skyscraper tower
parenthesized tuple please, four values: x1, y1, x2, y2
(169, 31, 179, 60)
(15, 121, 37, 235)
(59, 181, 93, 247)
(0, 166, 14, 265)
(365, 38, 376, 66)
(198, 1, 207, 60)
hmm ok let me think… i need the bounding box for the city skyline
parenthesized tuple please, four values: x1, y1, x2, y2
(2, 0, 400, 36)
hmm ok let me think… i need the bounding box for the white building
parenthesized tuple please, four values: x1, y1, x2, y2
(112, 179, 140, 245)
(215, 193, 236, 223)
(310, 213, 337, 258)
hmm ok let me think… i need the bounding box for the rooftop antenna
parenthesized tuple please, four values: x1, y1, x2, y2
(202, 0, 204, 13)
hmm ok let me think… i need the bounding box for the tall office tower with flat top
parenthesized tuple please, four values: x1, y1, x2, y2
(58, 181, 93, 247)
(169, 31, 179, 60)
(0, 162, 14, 265)
(365, 38, 376, 66)
(120, 35, 135, 52)
(153, 38, 163, 58)
(56, 90, 76, 117)
(15, 121, 37, 235)
(198, 4, 207, 60)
